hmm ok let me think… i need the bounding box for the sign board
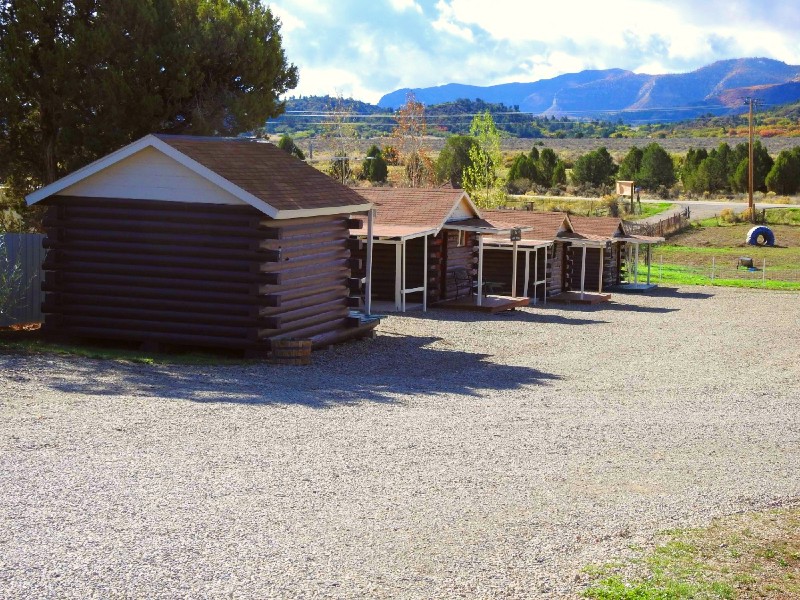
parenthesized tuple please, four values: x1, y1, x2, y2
(510, 227, 522, 242)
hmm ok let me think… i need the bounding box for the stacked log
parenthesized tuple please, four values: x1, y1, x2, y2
(41, 196, 360, 352)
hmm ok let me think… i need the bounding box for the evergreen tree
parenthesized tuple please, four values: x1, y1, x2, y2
(435, 135, 477, 188)
(730, 141, 774, 193)
(507, 153, 538, 182)
(362, 144, 388, 183)
(277, 134, 305, 160)
(637, 143, 675, 189)
(681, 148, 708, 190)
(617, 146, 643, 181)
(0, 0, 297, 201)
(571, 147, 617, 187)
(536, 148, 558, 187)
(765, 149, 800, 194)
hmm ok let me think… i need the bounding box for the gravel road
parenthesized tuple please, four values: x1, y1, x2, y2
(1, 286, 799, 599)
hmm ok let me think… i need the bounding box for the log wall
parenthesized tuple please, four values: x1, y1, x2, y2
(481, 248, 547, 297)
(41, 196, 360, 351)
(547, 242, 566, 296)
(443, 230, 477, 299)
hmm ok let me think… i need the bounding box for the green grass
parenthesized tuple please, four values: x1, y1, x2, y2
(646, 262, 800, 291)
(583, 507, 800, 599)
(0, 331, 253, 366)
(507, 196, 675, 219)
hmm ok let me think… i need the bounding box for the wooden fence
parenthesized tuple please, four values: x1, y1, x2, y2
(624, 208, 690, 238)
(0, 233, 45, 327)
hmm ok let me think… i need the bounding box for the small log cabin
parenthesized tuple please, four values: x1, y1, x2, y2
(481, 210, 575, 300)
(25, 134, 379, 355)
(349, 188, 524, 311)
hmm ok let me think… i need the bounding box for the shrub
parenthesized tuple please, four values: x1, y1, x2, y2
(719, 208, 739, 223)
(506, 178, 532, 195)
(601, 194, 620, 217)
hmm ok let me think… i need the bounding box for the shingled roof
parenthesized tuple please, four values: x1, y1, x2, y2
(27, 134, 372, 219)
(481, 210, 573, 242)
(568, 215, 626, 239)
(355, 188, 478, 229)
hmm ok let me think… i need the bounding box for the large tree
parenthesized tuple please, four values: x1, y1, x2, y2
(571, 147, 617, 187)
(463, 110, 504, 207)
(0, 0, 297, 201)
(765, 148, 800, 195)
(637, 142, 675, 189)
(434, 135, 477, 188)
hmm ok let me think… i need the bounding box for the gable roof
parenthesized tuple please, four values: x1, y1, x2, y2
(481, 210, 574, 242)
(26, 134, 372, 219)
(568, 215, 626, 239)
(350, 188, 484, 239)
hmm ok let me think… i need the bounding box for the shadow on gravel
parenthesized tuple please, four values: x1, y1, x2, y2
(40, 335, 562, 408)
(647, 287, 715, 300)
(396, 309, 607, 327)
(585, 302, 679, 314)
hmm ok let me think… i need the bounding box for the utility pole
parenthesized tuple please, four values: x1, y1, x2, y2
(744, 97, 760, 224)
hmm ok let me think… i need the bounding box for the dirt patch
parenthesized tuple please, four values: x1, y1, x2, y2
(669, 224, 800, 248)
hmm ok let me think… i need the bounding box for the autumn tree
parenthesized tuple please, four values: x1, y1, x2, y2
(0, 0, 298, 207)
(391, 92, 432, 187)
(323, 94, 358, 184)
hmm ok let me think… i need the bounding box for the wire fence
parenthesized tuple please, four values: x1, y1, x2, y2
(630, 255, 800, 288)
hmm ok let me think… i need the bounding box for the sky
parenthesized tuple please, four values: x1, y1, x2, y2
(269, 0, 800, 105)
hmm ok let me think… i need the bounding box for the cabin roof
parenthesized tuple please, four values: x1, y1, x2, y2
(481, 210, 574, 242)
(354, 188, 480, 231)
(26, 134, 372, 219)
(567, 215, 626, 239)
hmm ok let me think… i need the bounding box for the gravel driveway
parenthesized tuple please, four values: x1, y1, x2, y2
(1, 286, 799, 598)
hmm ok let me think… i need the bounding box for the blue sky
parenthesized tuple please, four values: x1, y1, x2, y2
(269, 0, 800, 105)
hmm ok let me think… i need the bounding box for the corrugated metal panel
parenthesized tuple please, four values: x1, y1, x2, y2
(0, 233, 45, 326)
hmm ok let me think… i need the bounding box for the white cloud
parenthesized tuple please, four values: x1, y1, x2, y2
(271, 0, 800, 103)
(388, 0, 423, 13)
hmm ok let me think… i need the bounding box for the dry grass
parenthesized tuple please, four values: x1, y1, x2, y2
(584, 505, 800, 599)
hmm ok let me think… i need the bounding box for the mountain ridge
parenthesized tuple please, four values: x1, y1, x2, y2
(378, 58, 800, 122)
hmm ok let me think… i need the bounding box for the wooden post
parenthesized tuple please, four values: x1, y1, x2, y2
(634, 243, 640, 285)
(365, 209, 374, 315)
(525, 249, 532, 304)
(423, 234, 428, 312)
(646, 244, 652, 285)
(580, 244, 587, 300)
(762, 258, 766, 287)
(511, 239, 519, 297)
(394, 241, 402, 311)
(401, 238, 407, 312)
(598, 246, 604, 293)
(477, 234, 484, 307)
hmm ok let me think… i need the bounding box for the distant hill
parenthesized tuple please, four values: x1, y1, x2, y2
(378, 58, 800, 123)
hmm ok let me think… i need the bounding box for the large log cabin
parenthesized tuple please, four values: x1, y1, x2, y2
(26, 134, 379, 355)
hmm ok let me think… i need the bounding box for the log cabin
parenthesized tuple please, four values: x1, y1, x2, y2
(25, 134, 380, 355)
(350, 188, 528, 312)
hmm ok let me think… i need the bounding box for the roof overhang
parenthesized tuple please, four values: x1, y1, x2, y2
(25, 134, 372, 219)
(443, 218, 531, 235)
(351, 224, 438, 241)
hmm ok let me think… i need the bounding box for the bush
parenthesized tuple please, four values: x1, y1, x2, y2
(600, 195, 620, 217)
(506, 178, 532, 195)
(719, 208, 739, 223)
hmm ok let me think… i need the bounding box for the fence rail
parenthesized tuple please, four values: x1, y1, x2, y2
(0, 233, 45, 327)
(625, 209, 690, 238)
